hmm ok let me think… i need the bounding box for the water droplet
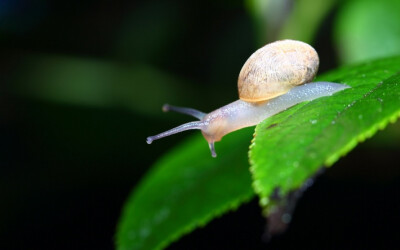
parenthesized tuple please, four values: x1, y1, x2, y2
(310, 119, 317, 124)
(154, 208, 170, 223)
(331, 121, 336, 125)
(358, 114, 363, 119)
(293, 161, 299, 168)
(282, 213, 292, 224)
(139, 227, 151, 238)
(260, 197, 269, 206)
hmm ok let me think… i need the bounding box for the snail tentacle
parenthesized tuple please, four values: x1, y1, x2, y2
(163, 104, 206, 120)
(146, 121, 203, 144)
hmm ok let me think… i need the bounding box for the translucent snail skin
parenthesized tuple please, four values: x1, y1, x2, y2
(146, 40, 349, 157)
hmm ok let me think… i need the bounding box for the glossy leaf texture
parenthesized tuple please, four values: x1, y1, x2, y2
(250, 56, 400, 208)
(116, 128, 255, 250)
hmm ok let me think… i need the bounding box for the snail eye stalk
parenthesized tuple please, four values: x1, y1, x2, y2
(146, 121, 203, 144)
(162, 104, 206, 120)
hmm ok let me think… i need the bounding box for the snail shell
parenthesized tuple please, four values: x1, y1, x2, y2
(238, 39, 319, 103)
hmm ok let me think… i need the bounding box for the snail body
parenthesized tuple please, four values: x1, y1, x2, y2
(147, 40, 349, 157)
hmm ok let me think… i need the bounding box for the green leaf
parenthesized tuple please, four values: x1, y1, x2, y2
(335, 0, 400, 64)
(116, 128, 255, 250)
(250, 56, 400, 208)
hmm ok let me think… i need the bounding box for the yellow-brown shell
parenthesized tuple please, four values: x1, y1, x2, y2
(238, 40, 319, 103)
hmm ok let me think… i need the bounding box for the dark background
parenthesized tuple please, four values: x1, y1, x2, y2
(1, 0, 399, 249)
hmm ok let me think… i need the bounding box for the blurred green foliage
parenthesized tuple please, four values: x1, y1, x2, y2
(246, 0, 337, 44)
(13, 54, 199, 116)
(335, 0, 400, 64)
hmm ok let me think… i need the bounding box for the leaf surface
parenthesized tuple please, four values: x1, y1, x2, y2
(250, 56, 400, 207)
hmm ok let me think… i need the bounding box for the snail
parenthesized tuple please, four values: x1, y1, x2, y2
(146, 40, 349, 157)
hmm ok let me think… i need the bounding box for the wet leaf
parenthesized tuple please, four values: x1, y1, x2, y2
(250, 56, 400, 209)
